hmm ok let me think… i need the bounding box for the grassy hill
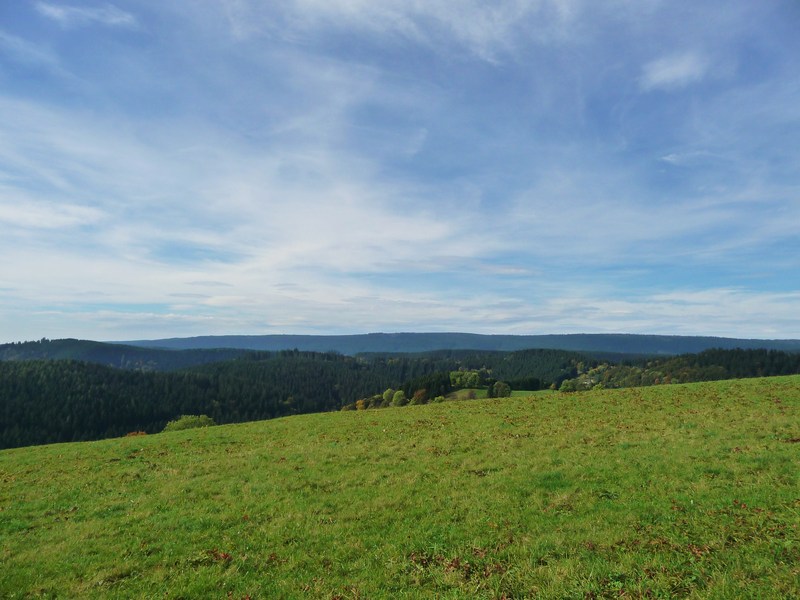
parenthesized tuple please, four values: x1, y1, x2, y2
(1, 377, 798, 598)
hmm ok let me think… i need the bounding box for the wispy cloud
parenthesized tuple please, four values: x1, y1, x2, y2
(0, 196, 104, 230)
(221, 0, 584, 60)
(35, 2, 138, 29)
(1, 0, 799, 342)
(659, 151, 718, 166)
(0, 30, 61, 70)
(640, 52, 710, 91)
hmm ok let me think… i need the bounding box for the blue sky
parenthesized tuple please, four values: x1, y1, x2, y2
(1, 0, 799, 342)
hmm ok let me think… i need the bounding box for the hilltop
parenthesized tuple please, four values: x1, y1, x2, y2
(0, 338, 249, 371)
(1, 376, 798, 598)
(120, 332, 800, 355)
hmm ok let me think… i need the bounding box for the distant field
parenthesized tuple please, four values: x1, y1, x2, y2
(447, 387, 489, 400)
(446, 388, 544, 400)
(510, 390, 543, 398)
(1, 376, 798, 598)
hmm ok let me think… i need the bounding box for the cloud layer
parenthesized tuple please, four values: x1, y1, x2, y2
(0, 0, 799, 341)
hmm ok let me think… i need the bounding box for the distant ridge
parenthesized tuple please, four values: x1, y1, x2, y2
(0, 338, 248, 371)
(119, 332, 800, 356)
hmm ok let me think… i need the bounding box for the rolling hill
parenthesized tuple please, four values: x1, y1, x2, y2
(0, 338, 248, 371)
(1, 376, 797, 598)
(119, 332, 800, 355)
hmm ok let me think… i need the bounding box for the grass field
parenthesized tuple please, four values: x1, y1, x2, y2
(446, 388, 540, 400)
(1, 376, 798, 598)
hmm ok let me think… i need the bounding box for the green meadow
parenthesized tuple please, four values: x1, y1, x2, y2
(1, 376, 798, 599)
(446, 389, 537, 400)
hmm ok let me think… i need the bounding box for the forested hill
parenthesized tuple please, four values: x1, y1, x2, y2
(0, 338, 249, 371)
(0, 339, 590, 377)
(4, 346, 800, 449)
(120, 332, 800, 355)
(5, 335, 799, 370)
(558, 348, 800, 391)
(0, 348, 585, 449)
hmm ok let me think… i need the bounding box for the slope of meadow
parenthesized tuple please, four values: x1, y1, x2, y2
(1, 376, 798, 599)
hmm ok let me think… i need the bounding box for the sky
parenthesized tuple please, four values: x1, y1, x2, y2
(1, 0, 799, 343)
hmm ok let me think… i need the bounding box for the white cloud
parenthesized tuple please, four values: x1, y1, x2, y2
(0, 30, 62, 71)
(659, 150, 719, 166)
(221, 0, 586, 60)
(404, 128, 428, 156)
(0, 91, 480, 326)
(467, 288, 800, 338)
(2, 0, 799, 342)
(35, 2, 138, 29)
(640, 52, 709, 91)
(3, 267, 798, 341)
(0, 197, 104, 229)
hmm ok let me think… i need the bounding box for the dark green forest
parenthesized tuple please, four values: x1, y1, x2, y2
(0, 338, 249, 371)
(558, 348, 800, 391)
(2, 343, 800, 450)
(0, 348, 584, 449)
(119, 332, 800, 354)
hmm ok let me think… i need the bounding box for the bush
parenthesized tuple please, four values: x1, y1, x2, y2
(410, 389, 428, 405)
(493, 381, 512, 398)
(163, 414, 216, 432)
(392, 390, 408, 407)
(559, 379, 578, 393)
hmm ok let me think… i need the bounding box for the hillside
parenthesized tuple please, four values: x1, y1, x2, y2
(120, 332, 800, 355)
(0, 338, 248, 371)
(559, 348, 800, 391)
(5, 346, 800, 450)
(0, 348, 585, 449)
(1, 376, 797, 598)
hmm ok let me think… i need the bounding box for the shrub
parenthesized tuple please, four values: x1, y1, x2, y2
(559, 379, 577, 393)
(410, 389, 428, 405)
(163, 414, 216, 432)
(392, 390, 407, 407)
(493, 381, 512, 398)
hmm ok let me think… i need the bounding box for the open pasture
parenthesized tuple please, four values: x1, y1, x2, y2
(1, 376, 798, 598)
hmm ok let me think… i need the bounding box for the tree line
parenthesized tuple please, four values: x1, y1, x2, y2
(557, 348, 800, 391)
(0, 348, 583, 449)
(3, 346, 796, 449)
